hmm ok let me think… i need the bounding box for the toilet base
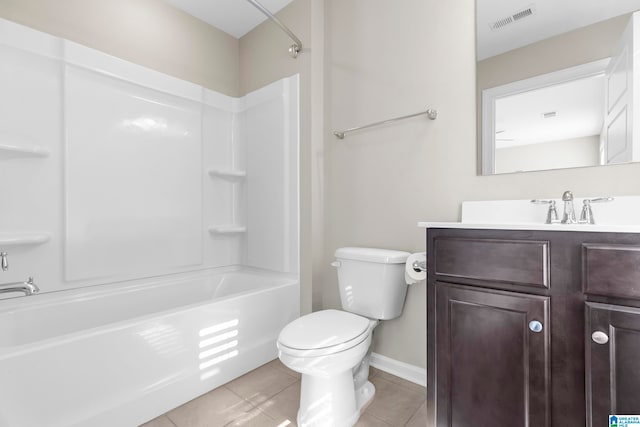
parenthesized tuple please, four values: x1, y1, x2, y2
(355, 380, 375, 413)
(296, 373, 376, 427)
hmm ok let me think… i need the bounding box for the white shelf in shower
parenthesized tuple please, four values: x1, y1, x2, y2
(0, 143, 50, 158)
(0, 233, 51, 246)
(208, 226, 247, 234)
(207, 169, 246, 179)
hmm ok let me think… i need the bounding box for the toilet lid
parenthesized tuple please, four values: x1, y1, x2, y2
(278, 309, 370, 350)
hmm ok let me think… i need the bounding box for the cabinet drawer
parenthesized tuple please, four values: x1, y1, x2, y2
(583, 244, 640, 299)
(434, 237, 549, 288)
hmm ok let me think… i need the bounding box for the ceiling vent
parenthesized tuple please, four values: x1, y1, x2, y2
(489, 5, 536, 31)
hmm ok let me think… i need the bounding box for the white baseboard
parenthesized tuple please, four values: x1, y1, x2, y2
(370, 352, 426, 387)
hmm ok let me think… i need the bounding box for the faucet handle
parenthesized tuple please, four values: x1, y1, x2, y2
(1, 252, 7, 272)
(586, 197, 614, 203)
(580, 197, 614, 224)
(531, 199, 555, 205)
(531, 199, 559, 224)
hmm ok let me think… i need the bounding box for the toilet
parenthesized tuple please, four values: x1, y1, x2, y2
(277, 247, 411, 427)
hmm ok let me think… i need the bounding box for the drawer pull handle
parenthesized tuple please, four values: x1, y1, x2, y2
(592, 331, 609, 345)
(528, 320, 543, 333)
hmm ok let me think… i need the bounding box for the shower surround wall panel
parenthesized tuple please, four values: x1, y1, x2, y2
(0, 17, 299, 293)
(0, 22, 62, 292)
(65, 63, 204, 281)
(245, 78, 300, 274)
(203, 91, 246, 268)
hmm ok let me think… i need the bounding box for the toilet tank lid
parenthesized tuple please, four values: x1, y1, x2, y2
(335, 247, 410, 264)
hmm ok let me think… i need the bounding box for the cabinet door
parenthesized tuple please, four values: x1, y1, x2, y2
(587, 303, 640, 426)
(435, 283, 550, 427)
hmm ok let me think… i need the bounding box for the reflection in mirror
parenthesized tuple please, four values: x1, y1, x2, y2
(477, 0, 640, 175)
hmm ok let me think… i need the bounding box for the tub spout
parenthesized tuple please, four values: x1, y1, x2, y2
(0, 277, 40, 296)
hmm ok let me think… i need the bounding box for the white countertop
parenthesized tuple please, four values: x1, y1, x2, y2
(418, 221, 640, 233)
(418, 196, 640, 233)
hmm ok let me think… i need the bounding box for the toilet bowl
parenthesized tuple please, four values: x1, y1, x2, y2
(277, 247, 411, 427)
(278, 309, 377, 427)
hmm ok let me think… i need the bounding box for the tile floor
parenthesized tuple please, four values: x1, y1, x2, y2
(141, 359, 426, 427)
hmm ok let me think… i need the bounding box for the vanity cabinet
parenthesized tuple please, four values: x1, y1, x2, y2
(426, 228, 640, 427)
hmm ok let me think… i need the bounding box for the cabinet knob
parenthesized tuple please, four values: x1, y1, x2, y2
(528, 320, 543, 333)
(591, 331, 609, 345)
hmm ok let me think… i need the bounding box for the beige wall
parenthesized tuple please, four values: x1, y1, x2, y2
(240, 0, 323, 315)
(477, 14, 628, 94)
(325, 0, 640, 368)
(496, 135, 601, 174)
(0, 0, 240, 96)
(5, 0, 640, 371)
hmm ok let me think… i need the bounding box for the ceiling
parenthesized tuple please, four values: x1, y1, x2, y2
(165, 1, 640, 57)
(495, 74, 604, 149)
(163, 0, 296, 38)
(477, 0, 640, 60)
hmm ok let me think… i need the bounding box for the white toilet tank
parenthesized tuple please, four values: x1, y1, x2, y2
(334, 247, 410, 320)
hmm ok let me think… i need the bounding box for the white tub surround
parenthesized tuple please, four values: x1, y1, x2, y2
(0, 269, 299, 427)
(0, 17, 299, 294)
(0, 17, 300, 427)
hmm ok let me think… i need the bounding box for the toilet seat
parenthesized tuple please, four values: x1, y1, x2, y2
(278, 309, 372, 358)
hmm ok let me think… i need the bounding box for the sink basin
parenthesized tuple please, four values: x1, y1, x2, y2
(418, 196, 640, 233)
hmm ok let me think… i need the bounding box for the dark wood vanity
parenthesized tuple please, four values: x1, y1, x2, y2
(426, 227, 640, 427)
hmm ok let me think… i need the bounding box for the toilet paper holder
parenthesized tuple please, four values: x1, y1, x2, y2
(412, 260, 426, 273)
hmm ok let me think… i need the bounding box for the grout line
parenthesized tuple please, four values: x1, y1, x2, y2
(362, 411, 394, 426)
(403, 401, 427, 427)
(366, 376, 426, 427)
(375, 371, 427, 395)
(164, 414, 179, 427)
(222, 406, 277, 427)
(223, 384, 259, 409)
(267, 358, 301, 380)
(254, 382, 300, 425)
(219, 386, 276, 427)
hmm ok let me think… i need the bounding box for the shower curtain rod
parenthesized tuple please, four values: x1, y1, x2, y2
(245, 0, 303, 58)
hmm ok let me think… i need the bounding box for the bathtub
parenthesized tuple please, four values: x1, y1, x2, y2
(0, 268, 299, 427)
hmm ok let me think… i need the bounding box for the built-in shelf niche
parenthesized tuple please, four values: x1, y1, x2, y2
(0, 143, 50, 158)
(207, 169, 246, 180)
(0, 233, 51, 246)
(208, 226, 247, 234)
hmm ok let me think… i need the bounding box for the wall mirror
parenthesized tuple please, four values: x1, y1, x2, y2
(477, 0, 640, 175)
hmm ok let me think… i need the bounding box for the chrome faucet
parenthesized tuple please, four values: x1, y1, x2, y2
(0, 277, 39, 296)
(561, 190, 577, 224)
(533, 192, 615, 225)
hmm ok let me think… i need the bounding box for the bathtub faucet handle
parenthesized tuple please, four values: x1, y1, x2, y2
(1, 252, 7, 271)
